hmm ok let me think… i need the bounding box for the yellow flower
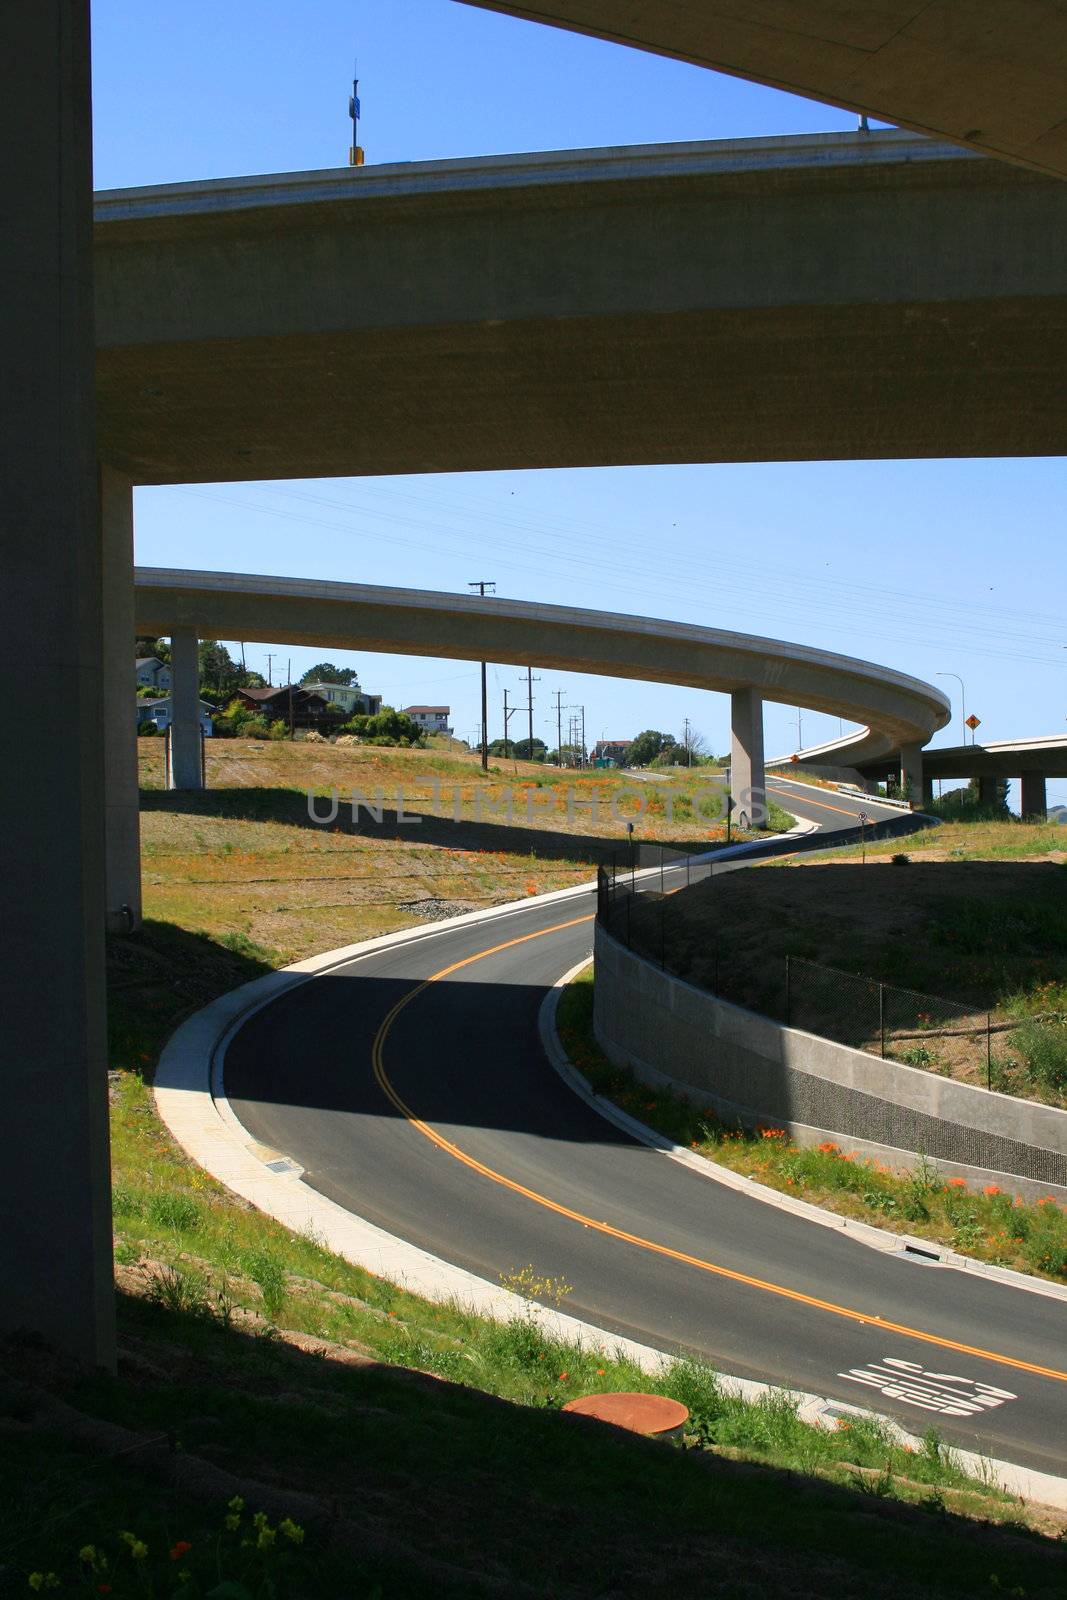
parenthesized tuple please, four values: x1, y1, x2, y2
(79, 1546, 98, 1565)
(256, 1527, 277, 1550)
(224, 1515, 241, 1531)
(279, 1519, 305, 1545)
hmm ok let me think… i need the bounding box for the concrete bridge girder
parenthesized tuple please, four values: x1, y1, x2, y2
(94, 133, 1067, 484)
(457, 2, 1067, 181)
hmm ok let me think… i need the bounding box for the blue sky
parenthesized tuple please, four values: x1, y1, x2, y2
(93, 1, 1066, 804)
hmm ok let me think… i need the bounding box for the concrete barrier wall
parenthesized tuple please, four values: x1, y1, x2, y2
(593, 925, 1067, 1200)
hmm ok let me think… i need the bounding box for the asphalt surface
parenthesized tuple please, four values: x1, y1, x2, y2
(225, 780, 1067, 1476)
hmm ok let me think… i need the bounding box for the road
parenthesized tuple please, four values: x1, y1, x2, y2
(224, 781, 1067, 1477)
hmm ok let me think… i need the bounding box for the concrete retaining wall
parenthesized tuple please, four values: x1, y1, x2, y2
(593, 925, 1067, 1201)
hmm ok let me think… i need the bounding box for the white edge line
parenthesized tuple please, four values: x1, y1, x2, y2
(539, 959, 1067, 1511)
(538, 965, 1067, 1306)
(151, 849, 1067, 1511)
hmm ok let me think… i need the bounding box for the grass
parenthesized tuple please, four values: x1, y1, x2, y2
(11, 930, 1056, 1594)
(10, 755, 1067, 1594)
(136, 738, 791, 964)
(557, 967, 1067, 1284)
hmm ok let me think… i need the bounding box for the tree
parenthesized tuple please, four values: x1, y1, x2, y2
(135, 635, 169, 664)
(301, 662, 358, 685)
(626, 730, 673, 768)
(512, 737, 547, 762)
(198, 640, 243, 700)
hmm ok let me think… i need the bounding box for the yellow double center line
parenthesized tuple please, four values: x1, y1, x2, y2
(371, 913, 1067, 1386)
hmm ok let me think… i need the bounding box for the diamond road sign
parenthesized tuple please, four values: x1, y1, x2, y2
(965, 714, 982, 730)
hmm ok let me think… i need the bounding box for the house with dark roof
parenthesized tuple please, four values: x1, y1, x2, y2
(235, 685, 328, 728)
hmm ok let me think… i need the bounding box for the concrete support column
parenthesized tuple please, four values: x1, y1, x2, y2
(922, 776, 934, 810)
(102, 469, 141, 931)
(169, 628, 203, 791)
(0, 1, 115, 1365)
(978, 775, 998, 809)
(730, 687, 767, 828)
(1020, 772, 1047, 820)
(899, 743, 924, 807)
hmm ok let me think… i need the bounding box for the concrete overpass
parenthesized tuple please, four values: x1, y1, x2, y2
(855, 735, 1067, 817)
(114, 563, 948, 937)
(96, 131, 1067, 480)
(7, 0, 1067, 1369)
(458, 1, 1067, 180)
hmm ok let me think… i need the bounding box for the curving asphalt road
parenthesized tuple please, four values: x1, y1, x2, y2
(224, 781, 1067, 1478)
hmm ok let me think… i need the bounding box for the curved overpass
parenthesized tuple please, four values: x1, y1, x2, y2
(458, 2, 1067, 180)
(133, 565, 950, 777)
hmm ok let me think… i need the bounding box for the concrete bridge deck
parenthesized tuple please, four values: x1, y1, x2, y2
(459, 1, 1067, 180)
(96, 130, 1067, 483)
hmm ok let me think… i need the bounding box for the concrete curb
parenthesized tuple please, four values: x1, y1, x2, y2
(152, 855, 1067, 1511)
(538, 963, 1067, 1510)
(539, 964, 1067, 1305)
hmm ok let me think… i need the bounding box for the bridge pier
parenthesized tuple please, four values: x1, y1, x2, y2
(899, 743, 924, 807)
(169, 628, 204, 791)
(730, 687, 767, 829)
(978, 775, 999, 808)
(1, 0, 115, 1367)
(1020, 771, 1047, 820)
(103, 468, 141, 931)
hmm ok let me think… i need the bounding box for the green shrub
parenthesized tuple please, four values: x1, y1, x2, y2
(146, 1190, 201, 1233)
(242, 1246, 287, 1318)
(1011, 1018, 1067, 1094)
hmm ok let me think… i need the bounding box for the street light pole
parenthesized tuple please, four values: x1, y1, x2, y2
(935, 671, 967, 745)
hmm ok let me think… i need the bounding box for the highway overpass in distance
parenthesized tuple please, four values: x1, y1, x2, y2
(95, 130, 1067, 483)
(457, 1, 1067, 180)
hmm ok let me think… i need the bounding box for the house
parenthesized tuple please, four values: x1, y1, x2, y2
(135, 656, 171, 692)
(401, 705, 452, 735)
(235, 685, 328, 728)
(593, 738, 631, 767)
(136, 696, 214, 736)
(301, 681, 382, 718)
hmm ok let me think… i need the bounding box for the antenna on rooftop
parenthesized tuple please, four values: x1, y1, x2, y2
(348, 56, 365, 166)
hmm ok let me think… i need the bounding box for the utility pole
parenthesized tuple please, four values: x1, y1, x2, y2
(468, 581, 496, 771)
(287, 658, 294, 740)
(502, 688, 518, 763)
(521, 667, 540, 757)
(265, 652, 275, 688)
(553, 689, 566, 768)
(683, 716, 692, 767)
(579, 705, 586, 770)
(795, 706, 803, 750)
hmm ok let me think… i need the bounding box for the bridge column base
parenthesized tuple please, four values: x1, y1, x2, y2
(1, 0, 115, 1368)
(899, 743, 923, 808)
(978, 775, 999, 808)
(1020, 771, 1047, 820)
(730, 687, 767, 829)
(169, 627, 204, 791)
(103, 468, 141, 932)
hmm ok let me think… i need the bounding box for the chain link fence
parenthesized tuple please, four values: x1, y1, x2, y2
(597, 850, 1000, 1090)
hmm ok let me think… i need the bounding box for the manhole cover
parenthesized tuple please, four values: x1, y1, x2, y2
(562, 1392, 689, 1439)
